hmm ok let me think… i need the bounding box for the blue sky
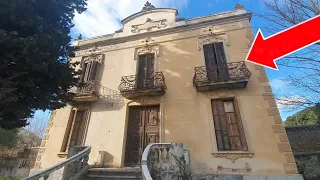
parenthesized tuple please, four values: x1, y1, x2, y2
(28, 0, 304, 131)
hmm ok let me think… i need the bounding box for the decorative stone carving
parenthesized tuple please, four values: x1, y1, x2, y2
(278, 143, 292, 152)
(206, 90, 237, 99)
(141, 1, 156, 11)
(212, 153, 254, 163)
(141, 37, 155, 45)
(268, 108, 280, 116)
(284, 153, 296, 163)
(217, 162, 252, 173)
(283, 163, 298, 174)
(198, 34, 230, 50)
(279, 134, 289, 142)
(264, 86, 272, 92)
(82, 54, 104, 67)
(134, 45, 160, 60)
(88, 46, 103, 55)
(132, 18, 167, 33)
(274, 116, 283, 124)
(262, 93, 274, 100)
(272, 125, 286, 133)
(202, 22, 241, 35)
(268, 99, 277, 107)
(234, 3, 245, 10)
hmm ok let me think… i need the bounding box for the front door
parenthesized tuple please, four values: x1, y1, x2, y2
(137, 54, 155, 90)
(124, 105, 160, 167)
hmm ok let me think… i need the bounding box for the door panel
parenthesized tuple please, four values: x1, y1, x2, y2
(124, 106, 160, 167)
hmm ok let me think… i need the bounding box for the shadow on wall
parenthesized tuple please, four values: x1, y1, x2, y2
(93, 151, 115, 168)
(93, 57, 125, 111)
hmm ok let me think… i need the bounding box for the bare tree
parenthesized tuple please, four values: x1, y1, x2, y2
(256, 0, 320, 109)
(24, 111, 50, 138)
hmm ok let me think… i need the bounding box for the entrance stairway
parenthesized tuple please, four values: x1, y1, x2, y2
(85, 167, 142, 180)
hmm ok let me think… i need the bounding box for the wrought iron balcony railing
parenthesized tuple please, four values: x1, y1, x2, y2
(119, 72, 166, 98)
(72, 80, 100, 102)
(193, 61, 251, 91)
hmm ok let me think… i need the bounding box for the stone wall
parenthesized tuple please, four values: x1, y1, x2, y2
(191, 173, 303, 180)
(286, 125, 320, 180)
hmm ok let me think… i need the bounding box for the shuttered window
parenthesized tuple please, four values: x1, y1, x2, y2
(203, 42, 229, 82)
(80, 61, 98, 83)
(211, 98, 248, 151)
(60, 109, 91, 153)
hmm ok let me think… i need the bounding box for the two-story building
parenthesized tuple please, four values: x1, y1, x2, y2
(30, 2, 303, 179)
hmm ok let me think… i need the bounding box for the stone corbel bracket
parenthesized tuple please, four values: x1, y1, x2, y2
(81, 54, 104, 67)
(198, 34, 230, 51)
(134, 45, 160, 60)
(212, 152, 254, 163)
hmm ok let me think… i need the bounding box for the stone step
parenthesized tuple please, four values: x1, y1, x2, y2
(86, 168, 142, 180)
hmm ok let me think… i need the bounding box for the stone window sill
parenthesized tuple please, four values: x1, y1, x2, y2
(212, 152, 254, 163)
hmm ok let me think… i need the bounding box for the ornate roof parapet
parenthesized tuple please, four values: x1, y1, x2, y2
(142, 1, 156, 11)
(234, 3, 246, 14)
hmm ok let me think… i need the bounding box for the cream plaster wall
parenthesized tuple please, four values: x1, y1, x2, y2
(36, 16, 296, 175)
(39, 106, 72, 168)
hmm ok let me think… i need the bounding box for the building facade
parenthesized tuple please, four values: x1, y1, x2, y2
(33, 2, 300, 177)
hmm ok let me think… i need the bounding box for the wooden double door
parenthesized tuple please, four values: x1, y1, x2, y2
(124, 105, 160, 167)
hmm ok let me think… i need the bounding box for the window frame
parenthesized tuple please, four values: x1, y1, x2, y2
(211, 97, 248, 152)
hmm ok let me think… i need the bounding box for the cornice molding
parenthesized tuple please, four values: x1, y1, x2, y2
(75, 13, 252, 53)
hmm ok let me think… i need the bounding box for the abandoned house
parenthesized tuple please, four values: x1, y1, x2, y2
(28, 2, 304, 180)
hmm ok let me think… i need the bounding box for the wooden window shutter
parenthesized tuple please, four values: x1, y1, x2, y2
(203, 44, 217, 68)
(80, 63, 87, 83)
(212, 99, 230, 151)
(203, 44, 218, 81)
(83, 62, 91, 83)
(213, 42, 227, 67)
(233, 98, 248, 151)
(213, 42, 229, 81)
(89, 61, 98, 81)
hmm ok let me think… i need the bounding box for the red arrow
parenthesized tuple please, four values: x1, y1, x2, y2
(246, 15, 320, 70)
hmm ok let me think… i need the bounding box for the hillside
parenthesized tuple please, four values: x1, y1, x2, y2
(284, 105, 320, 126)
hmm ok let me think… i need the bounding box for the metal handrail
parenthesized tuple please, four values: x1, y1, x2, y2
(23, 146, 91, 180)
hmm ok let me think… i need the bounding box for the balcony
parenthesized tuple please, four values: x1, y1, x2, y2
(73, 80, 100, 102)
(119, 72, 166, 99)
(193, 61, 251, 92)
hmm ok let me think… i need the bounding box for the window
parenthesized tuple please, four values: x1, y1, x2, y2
(60, 109, 90, 152)
(211, 98, 248, 151)
(80, 60, 99, 83)
(137, 54, 155, 89)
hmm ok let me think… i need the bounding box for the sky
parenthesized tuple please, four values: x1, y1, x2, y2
(28, 0, 305, 132)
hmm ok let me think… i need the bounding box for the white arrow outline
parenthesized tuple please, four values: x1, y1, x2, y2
(245, 15, 320, 71)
